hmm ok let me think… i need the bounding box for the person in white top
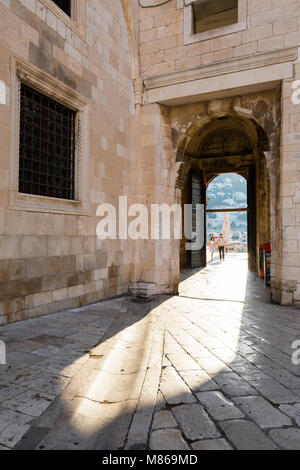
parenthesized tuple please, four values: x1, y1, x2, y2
(217, 233, 226, 261)
(207, 236, 216, 263)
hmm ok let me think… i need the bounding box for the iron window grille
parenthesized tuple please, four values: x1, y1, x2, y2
(52, 0, 71, 17)
(19, 83, 76, 201)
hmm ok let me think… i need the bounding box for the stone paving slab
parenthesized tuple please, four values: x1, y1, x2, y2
(149, 429, 189, 451)
(219, 420, 278, 450)
(2, 390, 56, 418)
(0, 407, 32, 449)
(166, 353, 202, 371)
(232, 396, 292, 429)
(213, 372, 259, 397)
(196, 391, 245, 421)
(172, 404, 221, 441)
(160, 367, 197, 405)
(191, 439, 233, 450)
(268, 428, 300, 450)
(152, 410, 177, 430)
(178, 370, 220, 392)
(248, 377, 300, 404)
(279, 404, 300, 426)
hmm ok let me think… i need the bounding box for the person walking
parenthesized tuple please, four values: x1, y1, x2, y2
(207, 236, 216, 263)
(217, 233, 226, 262)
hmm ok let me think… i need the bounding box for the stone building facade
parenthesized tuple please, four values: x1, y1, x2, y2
(0, 0, 140, 325)
(0, 0, 299, 325)
(136, 0, 300, 308)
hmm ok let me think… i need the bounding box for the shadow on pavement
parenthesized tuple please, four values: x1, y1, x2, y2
(2, 255, 300, 450)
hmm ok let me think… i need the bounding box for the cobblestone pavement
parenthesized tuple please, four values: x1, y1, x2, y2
(1, 254, 300, 450)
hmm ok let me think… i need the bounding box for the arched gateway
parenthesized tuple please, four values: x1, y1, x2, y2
(174, 107, 273, 288)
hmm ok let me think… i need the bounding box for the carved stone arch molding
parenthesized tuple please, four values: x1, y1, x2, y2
(120, 0, 140, 80)
(176, 136, 190, 162)
(178, 110, 271, 154)
(174, 106, 273, 191)
(175, 162, 192, 190)
(206, 169, 249, 187)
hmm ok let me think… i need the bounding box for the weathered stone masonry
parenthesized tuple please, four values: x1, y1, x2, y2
(0, 0, 300, 326)
(0, 0, 139, 325)
(137, 0, 300, 307)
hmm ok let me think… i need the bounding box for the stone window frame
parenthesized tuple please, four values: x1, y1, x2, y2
(9, 57, 90, 215)
(184, 0, 247, 45)
(19, 82, 77, 201)
(40, 0, 87, 37)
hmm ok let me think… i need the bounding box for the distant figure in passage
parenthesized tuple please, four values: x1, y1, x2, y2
(218, 234, 226, 262)
(207, 236, 216, 263)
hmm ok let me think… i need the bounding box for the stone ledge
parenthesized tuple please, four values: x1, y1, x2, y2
(129, 282, 157, 300)
(143, 47, 298, 90)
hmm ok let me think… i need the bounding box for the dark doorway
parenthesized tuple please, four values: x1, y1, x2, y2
(189, 170, 206, 268)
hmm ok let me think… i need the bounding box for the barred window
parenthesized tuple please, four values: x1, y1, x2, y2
(19, 83, 76, 200)
(52, 0, 71, 17)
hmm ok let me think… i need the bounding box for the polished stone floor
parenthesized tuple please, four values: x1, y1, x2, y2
(1, 254, 300, 450)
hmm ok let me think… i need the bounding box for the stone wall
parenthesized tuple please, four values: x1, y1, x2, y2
(0, 0, 139, 325)
(137, 0, 300, 307)
(135, 91, 277, 296)
(136, 102, 180, 294)
(278, 78, 300, 306)
(139, 0, 300, 77)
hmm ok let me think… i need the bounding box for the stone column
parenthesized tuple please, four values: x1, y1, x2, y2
(276, 77, 300, 306)
(136, 102, 180, 295)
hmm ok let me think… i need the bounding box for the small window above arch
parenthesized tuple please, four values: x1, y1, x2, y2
(193, 0, 238, 35)
(184, 0, 247, 45)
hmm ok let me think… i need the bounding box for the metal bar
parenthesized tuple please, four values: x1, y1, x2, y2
(185, 153, 253, 160)
(19, 82, 76, 200)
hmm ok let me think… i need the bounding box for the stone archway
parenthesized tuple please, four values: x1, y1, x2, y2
(174, 105, 273, 286)
(136, 91, 283, 303)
